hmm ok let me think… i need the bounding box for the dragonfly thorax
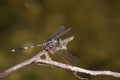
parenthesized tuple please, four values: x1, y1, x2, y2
(45, 38, 67, 54)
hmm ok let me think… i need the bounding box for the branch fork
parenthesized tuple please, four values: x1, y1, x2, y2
(0, 50, 120, 79)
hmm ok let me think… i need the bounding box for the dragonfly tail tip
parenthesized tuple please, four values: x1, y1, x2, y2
(11, 49, 15, 52)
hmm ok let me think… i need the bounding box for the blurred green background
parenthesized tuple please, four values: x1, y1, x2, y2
(0, 0, 120, 80)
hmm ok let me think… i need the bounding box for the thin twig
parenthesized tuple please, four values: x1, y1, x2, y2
(0, 50, 46, 78)
(0, 50, 120, 79)
(35, 58, 120, 78)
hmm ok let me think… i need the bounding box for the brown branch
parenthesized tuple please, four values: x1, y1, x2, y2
(0, 50, 120, 79)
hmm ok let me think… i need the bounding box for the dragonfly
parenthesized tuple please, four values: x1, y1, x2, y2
(11, 26, 80, 63)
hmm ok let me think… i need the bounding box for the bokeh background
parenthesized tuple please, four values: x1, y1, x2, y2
(0, 0, 120, 80)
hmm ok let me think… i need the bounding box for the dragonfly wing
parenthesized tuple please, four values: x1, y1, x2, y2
(54, 27, 71, 40)
(47, 26, 65, 41)
(56, 50, 80, 63)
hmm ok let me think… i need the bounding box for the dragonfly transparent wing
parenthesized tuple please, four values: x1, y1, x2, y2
(55, 50, 80, 63)
(47, 26, 65, 41)
(47, 26, 71, 41)
(54, 27, 71, 40)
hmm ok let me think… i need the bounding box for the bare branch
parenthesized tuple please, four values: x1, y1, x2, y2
(0, 50, 46, 78)
(0, 50, 120, 79)
(35, 58, 120, 78)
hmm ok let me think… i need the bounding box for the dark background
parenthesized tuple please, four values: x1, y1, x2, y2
(0, 0, 120, 80)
